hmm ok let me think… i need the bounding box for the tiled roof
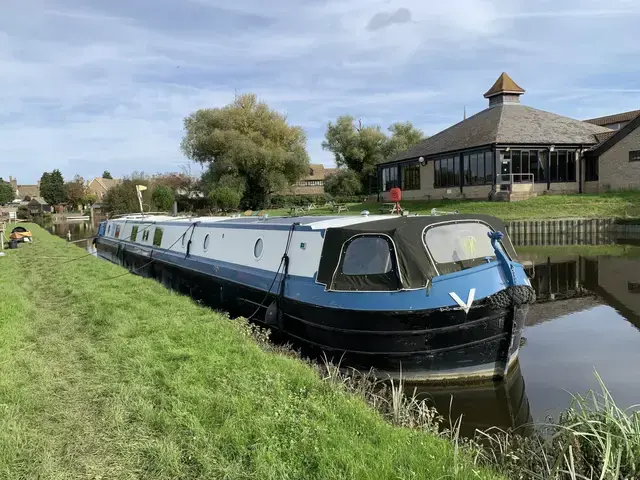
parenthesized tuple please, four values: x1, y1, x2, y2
(305, 164, 325, 180)
(94, 177, 121, 189)
(324, 167, 337, 176)
(17, 185, 40, 199)
(385, 104, 612, 163)
(584, 110, 640, 126)
(483, 72, 525, 98)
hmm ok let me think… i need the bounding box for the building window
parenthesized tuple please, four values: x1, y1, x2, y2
(463, 151, 493, 185)
(549, 150, 576, 182)
(499, 149, 576, 183)
(381, 166, 399, 191)
(585, 156, 598, 181)
(630, 151, 640, 162)
(131, 226, 138, 242)
(153, 228, 163, 247)
(296, 180, 325, 186)
(401, 163, 420, 190)
(434, 156, 460, 188)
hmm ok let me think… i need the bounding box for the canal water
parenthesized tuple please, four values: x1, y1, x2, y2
(46, 220, 640, 437)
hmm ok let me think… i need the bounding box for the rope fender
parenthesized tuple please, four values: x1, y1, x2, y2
(484, 285, 536, 310)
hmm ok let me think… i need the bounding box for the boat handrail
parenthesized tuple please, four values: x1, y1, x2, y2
(430, 208, 459, 216)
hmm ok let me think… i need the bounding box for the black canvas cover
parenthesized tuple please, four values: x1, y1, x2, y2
(317, 214, 516, 291)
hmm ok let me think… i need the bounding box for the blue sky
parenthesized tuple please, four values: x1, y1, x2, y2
(2, 0, 640, 183)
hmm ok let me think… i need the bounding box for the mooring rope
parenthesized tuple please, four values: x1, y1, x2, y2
(247, 221, 299, 323)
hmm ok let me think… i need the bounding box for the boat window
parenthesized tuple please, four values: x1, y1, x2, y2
(342, 237, 392, 275)
(423, 222, 497, 274)
(115, 225, 121, 239)
(107, 224, 111, 234)
(142, 229, 150, 242)
(153, 228, 163, 247)
(253, 238, 264, 259)
(330, 235, 399, 291)
(131, 226, 138, 242)
(181, 232, 186, 248)
(203, 234, 210, 251)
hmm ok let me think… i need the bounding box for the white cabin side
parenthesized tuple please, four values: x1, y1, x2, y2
(102, 216, 329, 279)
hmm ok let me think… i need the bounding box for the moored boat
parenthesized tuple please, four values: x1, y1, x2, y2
(94, 212, 535, 381)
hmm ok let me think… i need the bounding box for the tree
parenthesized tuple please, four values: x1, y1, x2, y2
(382, 122, 427, 159)
(151, 185, 175, 211)
(102, 170, 113, 179)
(82, 193, 97, 207)
(181, 93, 310, 209)
(324, 169, 362, 197)
(322, 117, 425, 193)
(64, 175, 87, 209)
(40, 169, 66, 205)
(0, 178, 15, 204)
(103, 176, 150, 214)
(209, 185, 242, 211)
(322, 116, 387, 178)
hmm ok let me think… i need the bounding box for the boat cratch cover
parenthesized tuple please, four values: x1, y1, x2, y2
(317, 214, 517, 291)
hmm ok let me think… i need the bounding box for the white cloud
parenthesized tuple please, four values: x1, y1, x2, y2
(0, 0, 639, 182)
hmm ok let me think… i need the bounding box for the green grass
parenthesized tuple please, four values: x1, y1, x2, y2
(268, 190, 640, 221)
(0, 225, 501, 480)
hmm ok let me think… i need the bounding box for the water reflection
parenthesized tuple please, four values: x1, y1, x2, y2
(407, 360, 533, 438)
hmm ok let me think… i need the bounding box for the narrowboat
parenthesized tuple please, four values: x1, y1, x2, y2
(94, 212, 535, 381)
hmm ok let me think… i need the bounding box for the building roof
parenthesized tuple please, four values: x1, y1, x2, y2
(587, 112, 640, 156)
(17, 185, 40, 199)
(584, 109, 640, 127)
(28, 197, 49, 205)
(483, 72, 525, 98)
(91, 177, 121, 190)
(385, 104, 612, 163)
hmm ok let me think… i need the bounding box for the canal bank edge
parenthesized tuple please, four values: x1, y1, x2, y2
(0, 224, 503, 480)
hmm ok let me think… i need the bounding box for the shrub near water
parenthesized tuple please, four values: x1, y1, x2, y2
(0, 225, 501, 480)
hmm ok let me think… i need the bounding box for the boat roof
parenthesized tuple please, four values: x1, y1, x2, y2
(110, 213, 401, 230)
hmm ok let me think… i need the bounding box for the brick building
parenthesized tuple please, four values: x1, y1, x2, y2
(377, 73, 640, 201)
(87, 177, 121, 200)
(8, 176, 40, 200)
(289, 164, 336, 195)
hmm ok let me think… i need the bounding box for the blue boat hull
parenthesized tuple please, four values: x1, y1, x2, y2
(95, 237, 532, 381)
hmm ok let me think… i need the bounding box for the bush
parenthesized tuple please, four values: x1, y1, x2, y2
(17, 206, 30, 220)
(209, 185, 242, 211)
(151, 185, 175, 211)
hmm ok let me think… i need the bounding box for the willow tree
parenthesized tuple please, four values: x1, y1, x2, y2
(181, 93, 310, 209)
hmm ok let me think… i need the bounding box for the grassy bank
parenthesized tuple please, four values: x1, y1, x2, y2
(269, 190, 640, 221)
(0, 225, 500, 479)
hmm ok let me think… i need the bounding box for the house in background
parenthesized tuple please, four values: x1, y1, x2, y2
(27, 197, 52, 214)
(87, 177, 121, 200)
(8, 176, 40, 200)
(377, 73, 640, 201)
(585, 110, 640, 131)
(289, 164, 336, 195)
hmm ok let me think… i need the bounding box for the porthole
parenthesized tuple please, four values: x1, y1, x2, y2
(253, 238, 264, 259)
(203, 234, 210, 252)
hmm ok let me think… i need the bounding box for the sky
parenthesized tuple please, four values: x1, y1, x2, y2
(1, 0, 640, 183)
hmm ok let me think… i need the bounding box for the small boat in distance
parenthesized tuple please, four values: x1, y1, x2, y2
(94, 212, 535, 382)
